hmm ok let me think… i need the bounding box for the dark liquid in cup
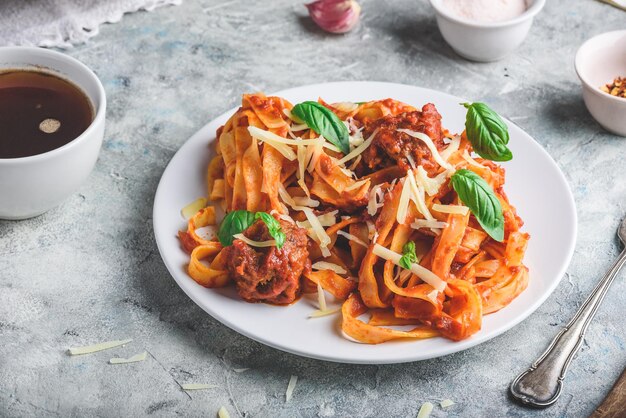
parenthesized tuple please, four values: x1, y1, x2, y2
(0, 70, 94, 159)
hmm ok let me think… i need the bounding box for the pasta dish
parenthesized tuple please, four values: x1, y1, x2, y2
(178, 93, 529, 343)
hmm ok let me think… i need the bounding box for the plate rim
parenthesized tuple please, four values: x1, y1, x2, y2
(153, 80, 578, 364)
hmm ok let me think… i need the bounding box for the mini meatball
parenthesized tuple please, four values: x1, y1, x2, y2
(225, 218, 310, 305)
(362, 103, 445, 175)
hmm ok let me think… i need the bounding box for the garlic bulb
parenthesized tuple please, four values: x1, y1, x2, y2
(305, 0, 361, 34)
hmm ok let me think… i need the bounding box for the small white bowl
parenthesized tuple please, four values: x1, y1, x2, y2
(429, 0, 545, 62)
(575, 30, 626, 137)
(0, 47, 106, 220)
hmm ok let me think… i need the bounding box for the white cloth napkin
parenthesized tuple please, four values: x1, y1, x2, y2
(0, 0, 182, 48)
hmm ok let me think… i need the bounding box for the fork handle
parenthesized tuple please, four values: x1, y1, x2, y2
(510, 249, 626, 408)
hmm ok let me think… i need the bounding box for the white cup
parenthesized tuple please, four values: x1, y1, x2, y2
(0, 47, 106, 220)
(429, 0, 545, 62)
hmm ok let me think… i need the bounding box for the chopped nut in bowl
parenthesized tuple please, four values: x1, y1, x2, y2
(575, 30, 626, 137)
(601, 76, 626, 99)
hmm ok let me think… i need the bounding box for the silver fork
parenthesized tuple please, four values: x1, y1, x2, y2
(510, 216, 626, 408)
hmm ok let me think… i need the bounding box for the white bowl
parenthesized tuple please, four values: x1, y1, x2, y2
(429, 0, 545, 62)
(0, 47, 106, 220)
(575, 30, 626, 137)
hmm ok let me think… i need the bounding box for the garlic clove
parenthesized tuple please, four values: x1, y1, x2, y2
(305, 0, 361, 34)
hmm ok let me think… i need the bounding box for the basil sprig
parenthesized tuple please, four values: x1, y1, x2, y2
(291, 101, 350, 154)
(450, 169, 505, 242)
(463, 102, 512, 162)
(254, 212, 286, 249)
(399, 241, 418, 270)
(217, 210, 285, 249)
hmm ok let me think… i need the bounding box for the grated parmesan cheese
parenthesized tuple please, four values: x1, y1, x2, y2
(440, 399, 455, 408)
(182, 383, 217, 391)
(293, 196, 320, 208)
(218, 406, 231, 418)
(309, 307, 342, 318)
(109, 351, 147, 364)
(290, 123, 309, 131)
(440, 135, 461, 161)
(396, 129, 454, 170)
(317, 283, 327, 311)
(367, 184, 383, 216)
(306, 137, 325, 172)
(372, 244, 446, 292)
(344, 178, 369, 191)
(337, 230, 368, 248)
(233, 233, 276, 247)
(462, 149, 485, 168)
(334, 102, 359, 112)
(432, 203, 469, 215)
(181, 198, 207, 220)
(311, 261, 348, 275)
(68, 339, 133, 356)
(348, 154, 362, 171)
(411, 220, 448, 230)
(248, 127, 324, 162)
(322, 142, 342, 153)
(248, 126, 297, 160)
(396, 177, 412, 225)
(338, 129, 378, 164)
(417, 401, 434, 418)
(282, 108, 301, 123)
(286, 375, 298, 402)
(406, 153, 417, 170)
(415, 166, 450, 197)
(296, 206, 332, 249)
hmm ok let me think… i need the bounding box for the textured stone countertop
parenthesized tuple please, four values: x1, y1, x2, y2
(1, 0, 625, 417)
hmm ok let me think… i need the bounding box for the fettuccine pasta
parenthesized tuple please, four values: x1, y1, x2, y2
(178, 93, 529, 343)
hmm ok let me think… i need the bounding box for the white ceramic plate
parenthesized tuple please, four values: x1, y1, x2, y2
(153, 81, 576, 364)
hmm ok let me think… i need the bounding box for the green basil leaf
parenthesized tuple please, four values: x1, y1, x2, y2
(463, 102, 512, 162)
(217, 210, 255, 246)
(255, 212, 286, 249)
(399, 241, 418, 270)
(451, 169, 505, 242)
(291, 101, 350, 154)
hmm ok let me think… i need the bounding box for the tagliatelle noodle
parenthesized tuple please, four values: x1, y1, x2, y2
(178, 94, 530, 344)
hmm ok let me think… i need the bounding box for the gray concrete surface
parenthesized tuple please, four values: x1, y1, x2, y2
(1, 0, 625, 417)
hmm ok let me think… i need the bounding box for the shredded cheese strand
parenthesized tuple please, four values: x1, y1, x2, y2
(181, 197, 207, 220)
(311, 261, 348, 275)
(396, 129, 453, 170)
(344, 178, 369, 191)
(432, 203, 469, 215)
(309, 307, 342, 318)
(295, 206, 332, 248)
(338, 129, 378, 164)
(218, 406, 231, 418)
(372, 244, 446, 292)
(317, 283, 327, 311)
(182, 383, 218, 391)
(233, 233, 277, 247)
(407, 170, 435, 221)
(411, 220, 448, 230)
(336, 230, 368, 248)
(417, 402, 434, 418)
(286, 375, 298, 402)
(440, 135, 461, 161)
(293, 196, 320, 208)
(68, 339, 133, 356)
(109, 351, 147, 364)
(440, 399, 455, 408)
